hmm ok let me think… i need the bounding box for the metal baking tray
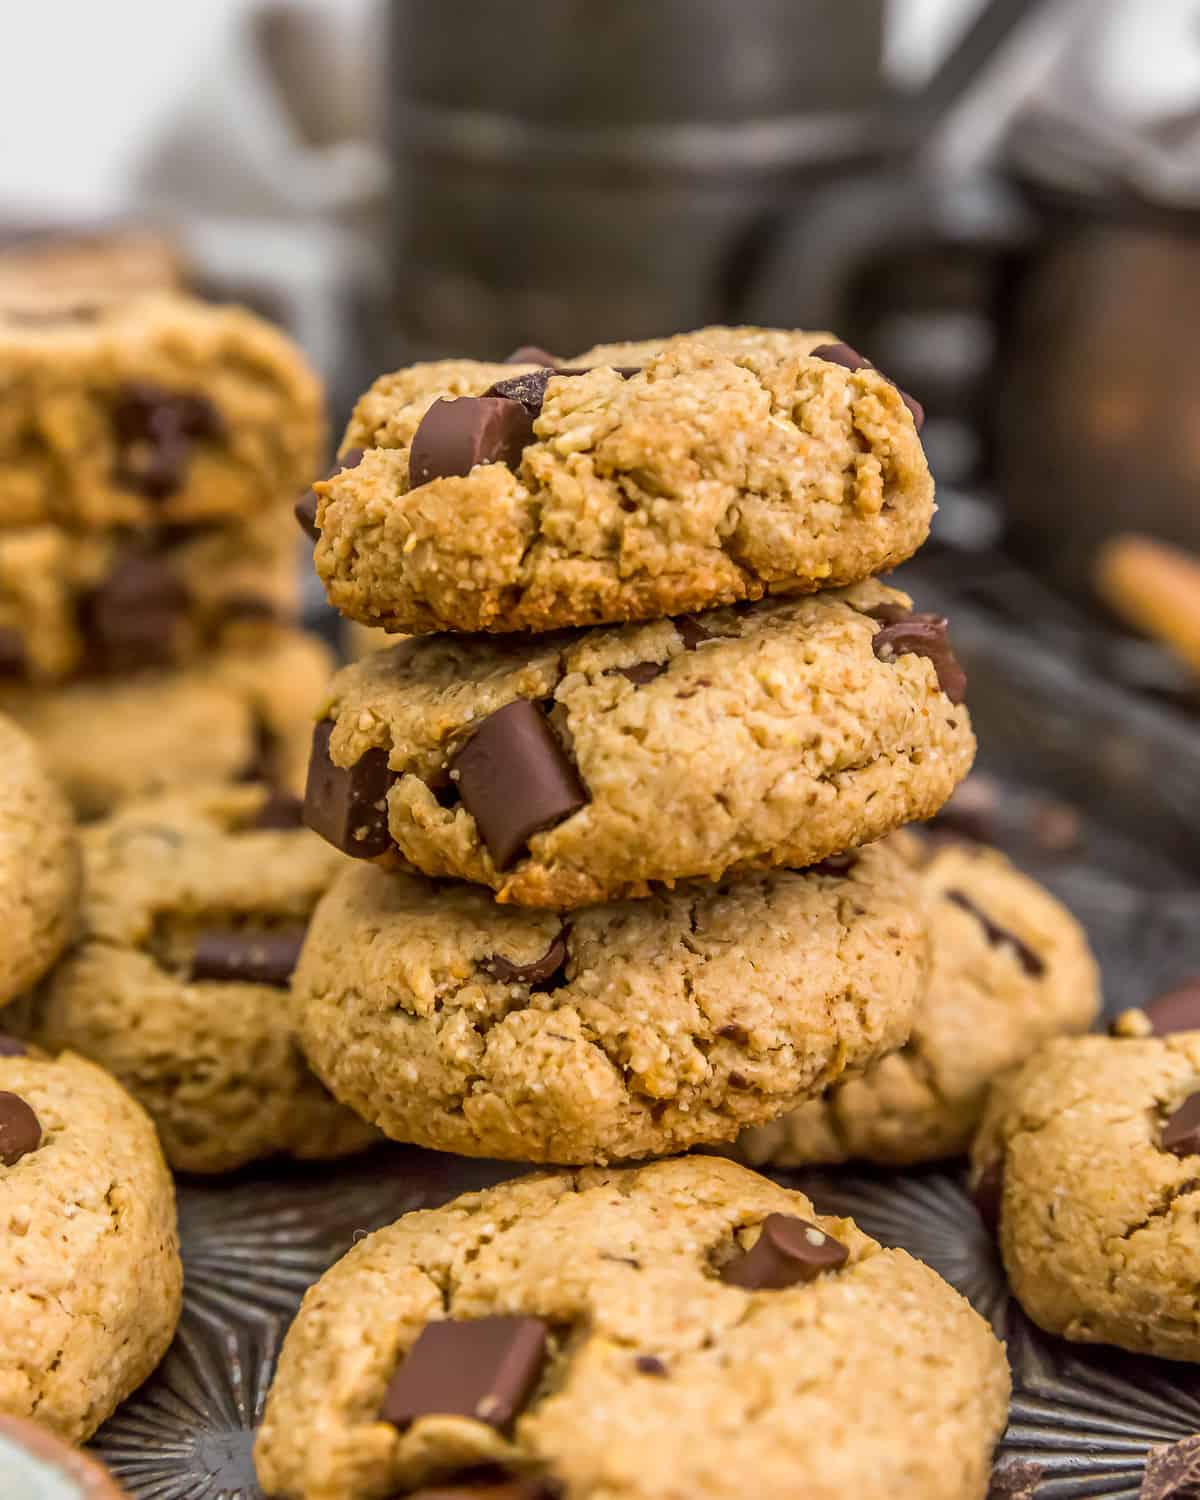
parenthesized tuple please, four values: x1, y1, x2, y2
(91, 558, 1200, 1500)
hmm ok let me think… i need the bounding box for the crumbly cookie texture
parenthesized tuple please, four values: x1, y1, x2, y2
(737, 836, 1100, 1167)
(0, 506, 300, 683)
(0, 293, 324, 531)
(0, 1049, 181, 1441)
(972, 1031, 1200, 1360)
(316, 325, 933, 634)
(17, 783, 376, 1173)
(294, 841, 924, 1163)
(0, 713, 80, 1005)
(255, 1157, 1009, 1500)
(0, 625, 331, 819)
(314, 581, 974, 907)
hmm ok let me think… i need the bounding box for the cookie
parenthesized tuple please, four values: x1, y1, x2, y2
(0, 292, 323, 532)
(313, 325, 932, 634)
(0, 625, 332, 819)
(0, 1046, 181, 1441)
(0, 506, 299, 683)
(0, 713, 81, 1005)
(971, 1031, 1200, 1360)
(295, 839, 924, 1164)
(305, 580, 974, 907)
(0, 1413, 128, 1499)
(16, 783, 377, 1173)
(255, 1156, 1008, 1500)
(0, 224, 184, 319)
(737, 836, 1101, 1167)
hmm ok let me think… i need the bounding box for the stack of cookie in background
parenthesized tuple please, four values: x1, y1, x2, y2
(0, 292, 331, 817)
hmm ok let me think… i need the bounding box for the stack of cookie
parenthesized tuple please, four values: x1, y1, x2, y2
(0, 293, 333, 817)
(289, 326, 984, 1166)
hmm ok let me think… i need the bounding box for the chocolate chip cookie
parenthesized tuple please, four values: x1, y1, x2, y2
(294, 839, 924, 1163)
(737, 836, 1100, 1168)
(0, 1413, 129, 1499)
(0, 713, 81, 1004)
(0, 1046, 181, 1441)
(255, 1156, 1009, 1500)
(0, 505, 300, 683)
(971, 1031, 1200, 1360)
(0, 292, 323, 531)
(16, 783, 377, 1173)
(305, 581, 974, 907)
(313, 326, 932, 634)
(1, 624, 332, 819)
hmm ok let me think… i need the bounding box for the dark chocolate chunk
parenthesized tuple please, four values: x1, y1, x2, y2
(409, 397, 535, 488)
(720, 1213, 848, 1290)
(303, 720, 396, 859)
(868, 607, 967, 705)
(505, 344, 561, 366)
(484, 368, 563, 416)
(0, 627, 26, 677)
(250, 789, 306, 831)
(972, 1157, 1005, 1235)
(294, 448, 365, 542)
(1142, 980, 1200, 1037)
(379, 1316, 548, 1431)
(635, 1355, 668, 1376)
(80, 552, 190, 673)
(450, 700, 587, 870)
(111, 382, 224, 500)
(674, 616, 714, 651)
(946, 891, 1045, 977)
(221, 593, 279, 622)
(0, 1035, 28, 1057)
(809, 852, 859, 877)
(717, 1023, 750, 1044)
(809, 341, 925, 429)
(236, 718, 277, 786)
(483, 931, 569, 991)
(0, 1091, 42, 1165)
(1162, 1093, 1200, 1157)
(189, 926, 307, 987)
(613, 661, 666, 686)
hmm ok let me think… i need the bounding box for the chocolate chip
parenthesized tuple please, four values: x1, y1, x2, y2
(674, 616, 714, 650)
(450, 700, 587, 870)
(111, 382, 224, 499)
(294, 448, 365, 542)
(0, 628, 26, 677)
(505, 344, 561, 365)
(613, 661, 666, 686)
(972, 1157, 1004, 1235)
(236, 719, 277, 786)
(868, 607, 967, 705)
(809, 341, 924, 429)
(379, 1316, 548, 1432)
(483, 931, 569, 991)
(221, 593, 279, 622)
(0, 1036, 28, 1057)
(1142, 980, 1200, 1037)
(1162, 1093, 1200, 1157)
(0, 1092, 41, 1165)
(250, 789, 306, 831)
(635, 1355, 668, 1376)
(189, 926, 307, 987)
(484, 368, 565, 417)
(720, 1213, 848, 1290)
(303, 720, 396, 858)
(717, 1023, 750, 1044)
(809, 851, 859, 877)
(80, 552, 190, 673)
(946, 891, 1045, 977)
(409, 397, 535, 488)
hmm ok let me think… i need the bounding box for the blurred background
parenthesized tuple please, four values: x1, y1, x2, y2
(3, 0, 1200, 867)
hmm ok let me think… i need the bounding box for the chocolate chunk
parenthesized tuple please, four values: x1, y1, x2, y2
(0, 1091, 41, 1165)
(720, 1213, 848, 1290)
(294, 448, 365, 542)
(484, 368, 564, 416)
(505, 344, 561, 365)
(717, 1023, 750, 1044)
(450, 700, 587, 870)
(635, 1355, 668, 1376)
(868, 607, 967, 705)
(0, 627, 26, 676)
(80, 552, 190, 673)
(1162, 1093, 1200, 1157)
(613, 661, 666, 686)
(1142, 980, 1200, 1037)
(674, 616, 714, 651)
(972, 1157, 1004, 1235)
(809, 852, 859, 877)
(483, 931, 569, 991)
(189, 926, 307, 987)
(303, 720, 396, 858)
(111, 382, 224, 500)
(221, 593, 279, 622)
(0, 1036, 28, 1057)
(809, 341, 924, 429)
(236, 719, 277, 786)
(946, 891, 1045, 977)
(379, 1316, 548, 1431)
(250, 789, 306, 831)
(409, 397, 535, 488)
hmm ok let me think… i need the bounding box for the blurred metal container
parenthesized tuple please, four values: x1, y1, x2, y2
(384, 0, 887, 357)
